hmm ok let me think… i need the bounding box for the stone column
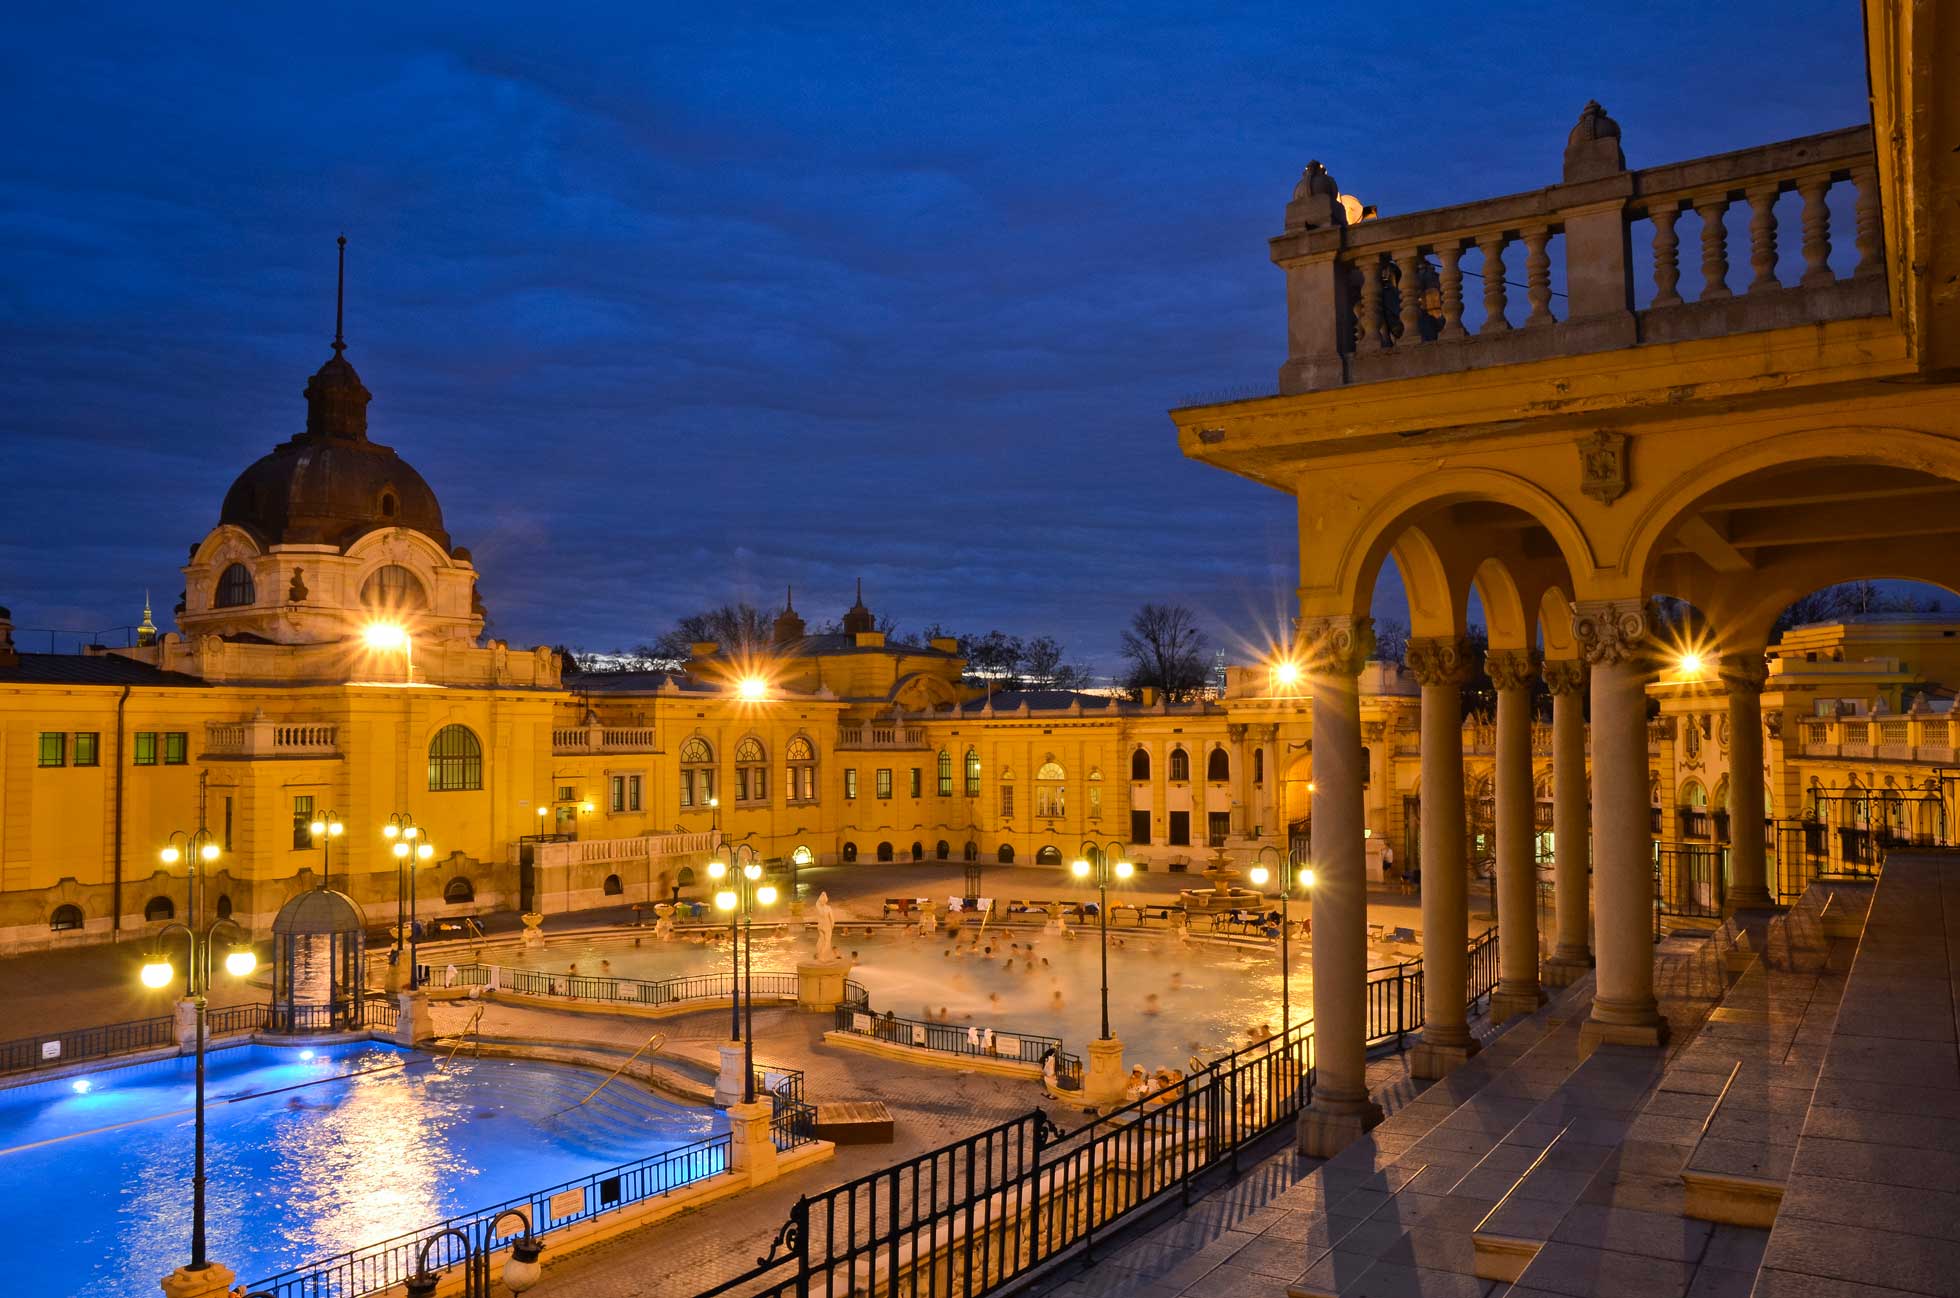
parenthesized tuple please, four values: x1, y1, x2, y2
(1542, 660, 1594, 986)
(1574, 601, 1668, 1055)
(1405, 637, 1477, 1078)
(727, 1099, 780, 1184)
(1296, 616, 1384, 1155)
(160, 1262, 240, 1298)
(714, 1040, 748, 1107)
(1722, 652, 1774, 911)
(1488, 649, 1547, 1022)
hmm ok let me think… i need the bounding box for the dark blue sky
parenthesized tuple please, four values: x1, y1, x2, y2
(0, 2, 1870, 669)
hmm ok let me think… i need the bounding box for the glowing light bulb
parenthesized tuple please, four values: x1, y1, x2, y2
(1070, 859, 1090, 878)
(1249, 866, 1271, 887)
(329, 822, 344, 837)
(309, 820, 327, 837)
(393, 841, 410, 859)
(224, 948, 257, 978)
(160, 846, 181, 865)
(139, 960, 174, 989)
(708, 861, 727, 880)
(757, 884, 778, 905)
(200, 842, 220, 863)
(1299, 868, 1316, 888)
(364, 622, 408, 651)
(743, 862, 762, 880)
(714, 890, 738, 911)
(1114, 860, 1134, 880)
(384, 824, 401, 839)
(1678, 651, 1705, 675)
(1274, 660, 1301, 687)
(737, 677, 767, 701)
(404, 826, 420, 840)
(416, 843, 433, 861)
(536, 807, 548, 817)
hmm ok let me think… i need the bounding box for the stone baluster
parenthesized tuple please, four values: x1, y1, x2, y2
(1852, 166, 1882, 277)
(1477, 234, 1511, 333)
(1746, 185, 1781, 293)
(1650, 207, 1683, 308)
(1437, 244, 1467, 339)
(1796, 175, 1834, 288)
(1355, 255, 1388, 352)
(1695, 196, 1732, 301)
(1523, 227, 1554, 326)
(1395, 249, 1425, 345)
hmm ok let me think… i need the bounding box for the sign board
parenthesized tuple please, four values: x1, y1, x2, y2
(548, 1188, 586, 1222)
(41, 1041, 61, 1061)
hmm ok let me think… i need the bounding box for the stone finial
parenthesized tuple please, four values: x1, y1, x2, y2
(1563, 100, 1626, 183)
(1285, 160, 1347, 231)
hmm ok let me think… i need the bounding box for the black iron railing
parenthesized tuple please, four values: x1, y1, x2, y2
(0, 1000, 285, 1077)
(1654, 843, 1727, 920)
(831, 1005, 1066, 1070)
(452, 964, 803, 1009)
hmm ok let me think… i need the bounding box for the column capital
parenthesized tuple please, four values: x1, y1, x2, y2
(1542, 657, 1588, 696)
(1720, 651, 1770, 692)
(1404, 636, 1474, 687)
(1297, 615, 1375, 676)
(1571, 598, 1654, 666)
(1484, 647, 1540, 691)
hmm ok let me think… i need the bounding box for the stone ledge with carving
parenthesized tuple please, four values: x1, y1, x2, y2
(1485, 648, 1540, 692)
(1404, 636, 1473, 688)
(1572, 600, 1653, 666)
(1297, 615, 1376, 677)
(1541, 658, 1588, 696)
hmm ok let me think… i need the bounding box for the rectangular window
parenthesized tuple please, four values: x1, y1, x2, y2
(558, 785, 577, 802)
(293, 795, 314, 851)
(610, 775, 626, 813)
(73, 733, 99, 767)
(910, 767, 922, 798)
(133, 732, 158, 766)
(1089, 786, 1102, 816)
(628, 774, 643, 812)
(801, 767, 815, 802)
(753, 768, 767, 801)
(937, 754, 953, 798)
(699, 770, 715, 803)
(162, 732, 188, 765)
(1208, 811, 1231, 848)
(876, 769, 893, 800)
(223, 796, 234, 852)
(680, 769, 695, 808)
(1131, 809, 1151, 844)
(1168, 810, 1191, 846)
(844, 768, 858, 800)
(37, 733, 65, 767)
(1000, 785, 1014, 818)
(736, 768, 751, 802)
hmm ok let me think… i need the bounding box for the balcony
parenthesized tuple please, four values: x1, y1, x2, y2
(1269, 115, 1883, 396)
(1795, 713, 1955, 764)
(837, 723, 928, 750)
(205, 714, 338, 759)
(553, 726, 658, 755)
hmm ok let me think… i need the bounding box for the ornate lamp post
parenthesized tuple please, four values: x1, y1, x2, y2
(399, 1210, 544, 1297)
(1070, 839, 1133, 1041)
(709, 842, 777, 1103)
(384, 813, 435, 989)
(143, 828, 257, 1292)
(1249, 845, 1315, 1035)
(307, 809, 344, 890)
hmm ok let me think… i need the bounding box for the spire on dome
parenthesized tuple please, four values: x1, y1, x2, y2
(137, 591, 158, 646)
(841, 577, 876, 635)
(303, 234, 371, 440)
(773, 585, 806, 644)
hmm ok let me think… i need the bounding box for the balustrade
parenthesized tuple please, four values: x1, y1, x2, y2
(204, 717, 337, 758)
(552, 725, 657, 754)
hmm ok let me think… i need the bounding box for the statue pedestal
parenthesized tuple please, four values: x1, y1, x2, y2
(727, 1099, 779, 1184)
(713, 1040, 748, 1107)
(159, 1261, 237, 1298)
(797, 960, 849, 1012)
(1083, 1036, 1126, 1107)
(394, 989, 432, 1046)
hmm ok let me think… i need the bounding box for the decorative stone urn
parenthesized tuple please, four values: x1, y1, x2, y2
(519, 911, 545, 947)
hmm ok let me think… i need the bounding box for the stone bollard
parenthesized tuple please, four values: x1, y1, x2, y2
(159, 1260, 238, 1298)
(173, 998, 199, 1053)
(796, 959, 847, 1012)
(713, 1040, 748, 1108)
(726, 1098, 779, 1185)
(395, 988, 432, 1046)
(1084, 1036, 1127, 1107)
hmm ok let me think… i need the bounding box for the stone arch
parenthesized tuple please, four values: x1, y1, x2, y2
(603, 873, 623, 896)
(50, 903, 84, 932)
(1538, 586, 1578, 659)
(1471, 556, 1533, 651)
(143, 895, 175, 922)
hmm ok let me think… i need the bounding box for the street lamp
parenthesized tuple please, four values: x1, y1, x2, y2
(708, 842, 777, 1103)
(307, 810, 344, 890)
(1070, 839, 1134, 1041)
(385, 813, 436, 989)
(1248, 845, 1315, 1035)
(396, 1210, 545, 1297)
(145, 827, 255, 1280)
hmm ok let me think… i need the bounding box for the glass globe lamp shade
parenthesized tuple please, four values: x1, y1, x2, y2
(756, 885, 778, 906)
(140, 959, 174, 989)
(200, 842, 220, 863)
(714, 890, 738, 911)
(1113, 860, 1134, 880)
(160, 845, 181, 865)
(224, 947, 257, 978)
(503, 1237, 546, 1292)
(1070, 859, 1090, 878)
(416, 843, 434, 861)
(1249, 866, 1270, 887)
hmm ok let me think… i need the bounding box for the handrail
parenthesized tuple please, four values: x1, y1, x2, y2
(436, 1005, 485, 1073)
(1474, 1123, 1571, 1236)
(550, 1029, 666, 1118)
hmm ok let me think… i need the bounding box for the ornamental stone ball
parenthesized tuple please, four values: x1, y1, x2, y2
(1563, 100, 1626, 182)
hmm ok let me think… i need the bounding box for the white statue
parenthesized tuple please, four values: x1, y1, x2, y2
(652, 903, 675, 941)
(814, 891, 838, 962)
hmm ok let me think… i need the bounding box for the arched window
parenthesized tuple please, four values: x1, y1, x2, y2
(910, 842, 924, 861)
(215, 894, 233, 921)
(1254, 749, 1265, 784)
(50, 904, 83, 932)
(603, 874, 623, 896)
(935, 840, 950, 860)
(143, 896, 175, 922)
(1036, 760, 1066, 781)
(842, 841, 859, 863)
(361, 563, 427, 611)
(1168, 748, 1190, 781)
(786, 736, 817, 804)
(215, 563, 256, 608)
(997, 844, 1016, 864)
(1206, 748, 1230, 782)
(677, 866, 697, 886)
(876, 841, 894, 862)
(1130, 748, 1150, 781)
(964, 747, 981, 797)
(428, 725, 483, 791)
(1682, 780, 1708, 807)
(444, 877, 475, 904)
(735, 736, 768, 804)
(378, 490, 398, 519)
(680, 737, 715, 808)
(937, 748, 954, 797)
(1036, 845, 1063, 865)
(963, 841, 979, 861)
(1035, 760, 1066, 817)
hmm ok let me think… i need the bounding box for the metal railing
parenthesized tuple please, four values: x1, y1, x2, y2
(251, 1131, 733, 1297)
(452, 964, 801, 1009)
(1655, 844, 1727, 920)
(0, 1001, 288, 1077)
(831, 1005, 1066, 1070)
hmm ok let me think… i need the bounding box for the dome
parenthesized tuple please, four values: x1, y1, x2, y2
(219, 348, 451, 550)
(271, 887, 367, 936)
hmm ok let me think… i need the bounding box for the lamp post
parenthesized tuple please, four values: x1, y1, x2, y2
(709, 842, 777, 1103)
(307, 809, 344, 891)
(385, 813, 435, 990)
(1249, 845, 1315, 1035)
(144, 827, 257, 1284)
(394, 1210, 544, 1297)
(1070, 839, 1133, 1041)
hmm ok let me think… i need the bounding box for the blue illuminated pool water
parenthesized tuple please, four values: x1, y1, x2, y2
(0, 1040, 725, 1298)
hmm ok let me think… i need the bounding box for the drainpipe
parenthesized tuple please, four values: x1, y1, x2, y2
(112, 685, 131, 939)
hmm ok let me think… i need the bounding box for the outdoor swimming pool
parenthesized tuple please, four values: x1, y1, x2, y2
(499, 921, 1406, 1071)
(0, 1039, 725, 1297)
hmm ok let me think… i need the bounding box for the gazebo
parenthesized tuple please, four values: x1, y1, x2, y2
(269, 887, 368, 1032)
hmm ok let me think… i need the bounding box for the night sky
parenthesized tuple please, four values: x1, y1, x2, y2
(0, 3, 1870, 671)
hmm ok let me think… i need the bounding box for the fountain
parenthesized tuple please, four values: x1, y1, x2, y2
(651, 903, 676, 941)
(1178, 850, 1263, 912)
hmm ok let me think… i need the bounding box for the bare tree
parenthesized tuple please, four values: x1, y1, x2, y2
(647, 603, 774, 661)
(1371, 618, 1409, 664)
(1772, 581, 1947, 635)
(1120, 604, 1210, 701)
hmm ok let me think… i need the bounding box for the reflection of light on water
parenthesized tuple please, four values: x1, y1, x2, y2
(70, 1079, 91, 1094)
(299, 1049, 315, 1061)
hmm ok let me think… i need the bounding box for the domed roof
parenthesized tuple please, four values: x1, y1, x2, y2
(271, 886, 367, 936)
